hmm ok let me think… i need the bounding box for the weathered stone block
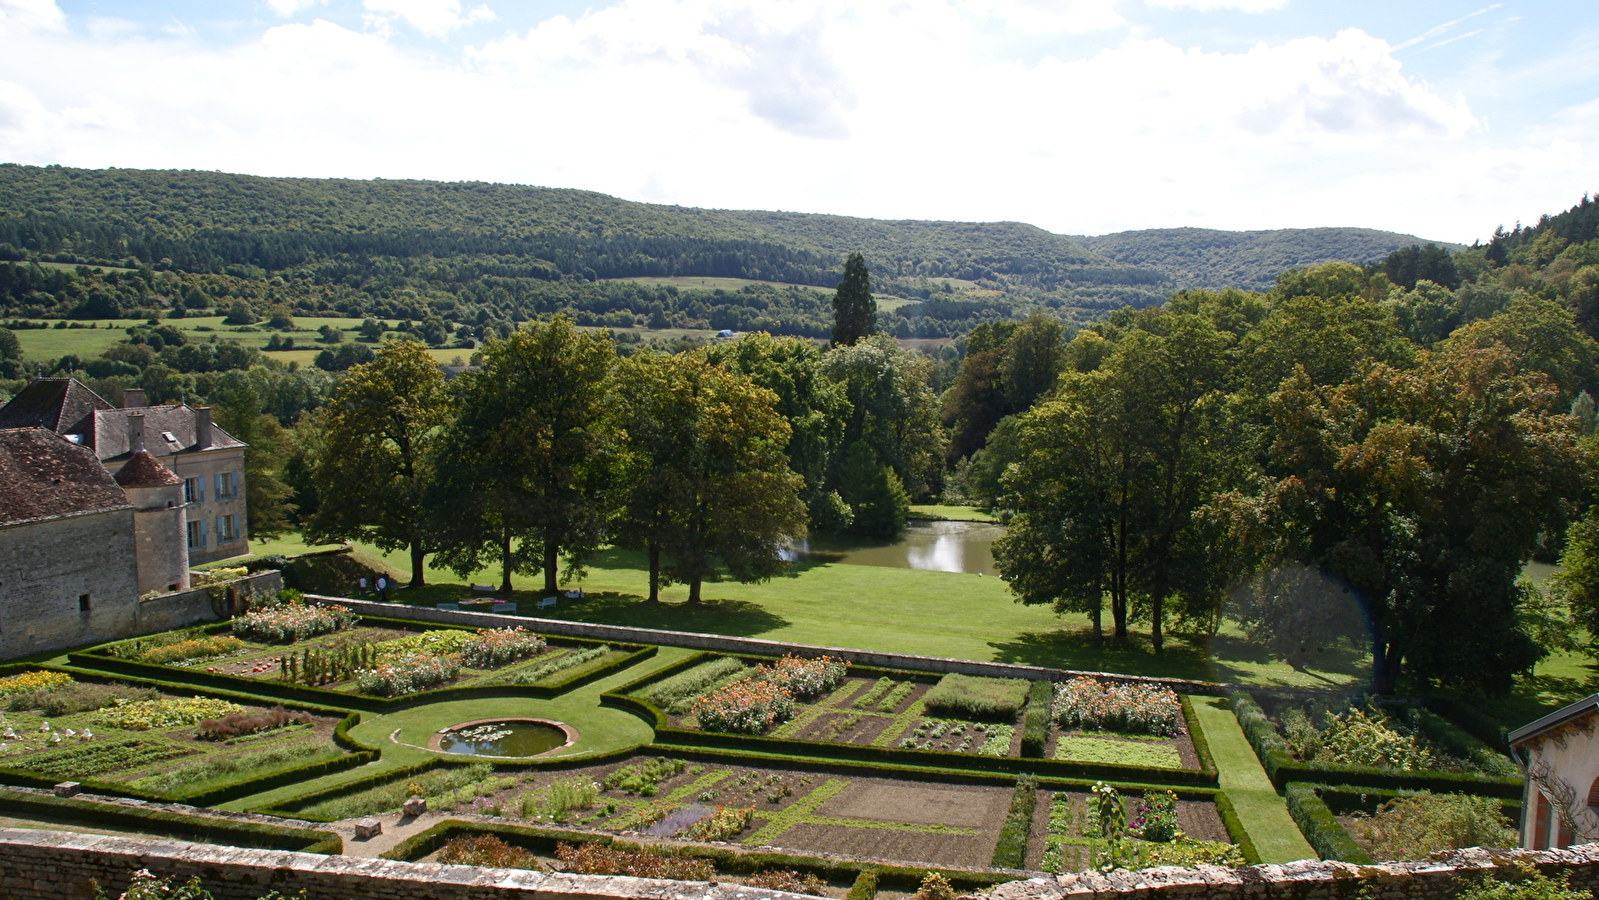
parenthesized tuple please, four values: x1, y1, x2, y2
(354, 819, 382, 839)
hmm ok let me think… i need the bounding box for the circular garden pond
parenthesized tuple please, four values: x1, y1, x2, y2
(430, 718, 577, 758)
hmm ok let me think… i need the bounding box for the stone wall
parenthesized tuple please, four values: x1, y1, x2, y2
(0, 509, 140, 660)
(0, 829, 808, 900)
(5, 830, 1599, 900)
(987, 846, 1599, 900)
(136, 570, 282, 635)
(305, 595, 1227, 695)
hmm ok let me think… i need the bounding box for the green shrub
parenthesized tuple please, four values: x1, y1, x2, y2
(876, 682, 913, 712)
(600, 757, 687, 796)
(1456, 864, 1591, 900)
(299, 763, 492, 819)
(1351, 791, 1518, 861)
(990, 774, 1037, 868)
(374, 629, 472, 656)
(923, 674, 1028, 720)
(93, 697, 245, 730)
(1134, 790, 1178, 842)
(847, 870, 879, 900)
(510, 646, 609, 685)
(1020, 680, 1052, 757)
(641, 658, 749, 714)
(853, 678, 894, 709)
(1283, 783, 1372, 863)
(520, 775, 600, 822)
(132, 742, 337, 794)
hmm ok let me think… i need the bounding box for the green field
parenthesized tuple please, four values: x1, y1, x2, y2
(607, 275, 832, 294)
(908, 504, 998, 522)
(7, 316, 471, 365)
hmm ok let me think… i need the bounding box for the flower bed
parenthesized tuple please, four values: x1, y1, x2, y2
(93, 697, 247, 731)
(234, 603, 357, 643)
(760, 656, 847, 701)
(694, 678, 796, 734)
(353, 651, 461, 697)
(461, 628, 547, 668)
(0, 670, 73, 698)
(1051, 678, 1183, 736)
(135, 635, 245, 666)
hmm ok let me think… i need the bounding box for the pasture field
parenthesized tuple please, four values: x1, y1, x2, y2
(5, 315, 469, 365)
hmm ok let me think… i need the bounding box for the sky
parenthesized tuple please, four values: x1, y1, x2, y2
(0, 0, 1596, 243)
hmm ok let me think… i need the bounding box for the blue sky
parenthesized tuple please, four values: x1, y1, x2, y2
(2, 0, 1596, 242)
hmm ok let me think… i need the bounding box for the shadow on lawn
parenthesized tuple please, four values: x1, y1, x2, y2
(539, 592, 791, 638)
(990, 628, 1369, 688)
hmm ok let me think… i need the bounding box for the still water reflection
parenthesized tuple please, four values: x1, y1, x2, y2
(784, 519, 1005, 574)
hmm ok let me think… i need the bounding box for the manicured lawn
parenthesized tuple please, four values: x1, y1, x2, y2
(343, 542, 1364, 689)
(1190, 696, 1315, 864)
(908, 504, 998, 523)
(9, 315, 470, 366)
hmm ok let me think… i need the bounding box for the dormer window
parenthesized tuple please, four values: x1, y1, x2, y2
(161, 431, 178, 443)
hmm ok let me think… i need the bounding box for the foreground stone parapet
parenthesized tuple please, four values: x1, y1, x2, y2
(979, 846, 1599, 900)
(0, 829, 816, 900)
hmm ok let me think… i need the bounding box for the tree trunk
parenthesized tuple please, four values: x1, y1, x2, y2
(688, 576, 702, 604)
(409, 540, 426, 587)
(648, 543, 661, 603)
(1371, 635, 1402, 695)
(1090, 589, 1103, 643)
(1151, 594, 1164, 653)
(543, 535, 559, 595)
(499, 527, 513, 595)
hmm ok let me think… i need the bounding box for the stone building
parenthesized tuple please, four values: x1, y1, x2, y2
(0, 427, 192, 659)
(1509, 694, 1599, 849)
(0, 378, 249, 564)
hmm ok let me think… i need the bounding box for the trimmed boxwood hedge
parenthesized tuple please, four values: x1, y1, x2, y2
(1180, 695, 1217, 775)
(990, 774, 1037, 869)
(1211, 791, 1260, 865)
(1284, 782, 1373, 864)
(606, 656, 1217, 787)
(0, 663, 377, 807)
(1309, 783, 1519, 820)
(1020, 680, 1051, 758)
(1229, 691, 1521, 798)
(381, 819, 1011, 892)
(69, 617, 654, 712)
(846, 869, 879, 900)
(0, 787, 341, 854)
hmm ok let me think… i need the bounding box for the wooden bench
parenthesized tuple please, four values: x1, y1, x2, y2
(470, 584, 495, 594)
(537, 596, 557, 610)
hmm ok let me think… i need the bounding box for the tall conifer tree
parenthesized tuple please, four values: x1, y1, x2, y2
(832, 253, 877, 347)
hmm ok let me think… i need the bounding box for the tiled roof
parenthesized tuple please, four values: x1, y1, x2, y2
(70, 406, 245, 460)
(0, 378, 113, 431)
(114, 450, 183, 488)
(0, 427, 133, 527)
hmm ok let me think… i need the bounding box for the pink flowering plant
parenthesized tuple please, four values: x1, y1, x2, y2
(758, 655, 847, 701)
(353, 651, 461, 696)
(234, 602, 356, 643)
(692, 678, 796, 734)
(460, 628, 547, 668)
(1052, 677, 1183, 736)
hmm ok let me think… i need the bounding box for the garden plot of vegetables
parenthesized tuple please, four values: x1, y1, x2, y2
(1045, 678, 1200, 770)
(292, 753, 1022, 869)
(1028, 782, 1240, 873)
(0, 669, 344, 795)
(1257, 695, 1517, 777)
(99, 597, 625, 698)
(639, 657, 1026, 756)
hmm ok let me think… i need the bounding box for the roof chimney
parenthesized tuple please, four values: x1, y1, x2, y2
(194, 406, 213, 450)
(128, 412, 145, 454)
(123, 388, 146, 408)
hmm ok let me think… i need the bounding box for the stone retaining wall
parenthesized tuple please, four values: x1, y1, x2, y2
(138, 570, 282, 634)
(0, 829, 809, 900)
(986, 846, 1599, 900)
(304, 595, 1229, 695)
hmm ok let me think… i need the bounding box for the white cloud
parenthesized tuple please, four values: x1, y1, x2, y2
(1146, 0, 1286, 12)
(0, 0, 64, 36)
(265, 0, 327, 18)
(363, 0, 494, 37)
(0, 0, 1590, 243)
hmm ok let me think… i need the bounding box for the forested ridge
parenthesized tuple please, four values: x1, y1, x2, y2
(0, 164, 1443, 338)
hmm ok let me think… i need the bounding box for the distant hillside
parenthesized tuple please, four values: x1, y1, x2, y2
(0, 164, 1458, 340)
(1078, 226, 1460, 291)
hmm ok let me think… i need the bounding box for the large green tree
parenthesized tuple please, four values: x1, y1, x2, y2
(831, 252, 877, 347)
(614, 351, 807, 603)
(994, 309, 1238, 648)
(430, 318, 615, 594)
(306, 341, 452, 585)
(1265, 343, 1583, 693)
(210, 370, 296, 543)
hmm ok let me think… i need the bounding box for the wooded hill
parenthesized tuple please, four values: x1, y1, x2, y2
(0, 163, 1448, 337)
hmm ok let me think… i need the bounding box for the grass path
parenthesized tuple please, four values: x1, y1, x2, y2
(217, 647, 695, 812)
(1190, 696, 1315, 864)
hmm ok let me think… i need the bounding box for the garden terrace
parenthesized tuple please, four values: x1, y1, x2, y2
(0, 665, 371, 806)
(609, 653, 1216, 786)
(71, 617, 651, 711)
(1231, 692, 1523, 797)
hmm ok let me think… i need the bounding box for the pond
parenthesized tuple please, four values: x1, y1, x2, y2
(436, 719, 570, 757)
(785, 519, 1005, 575)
